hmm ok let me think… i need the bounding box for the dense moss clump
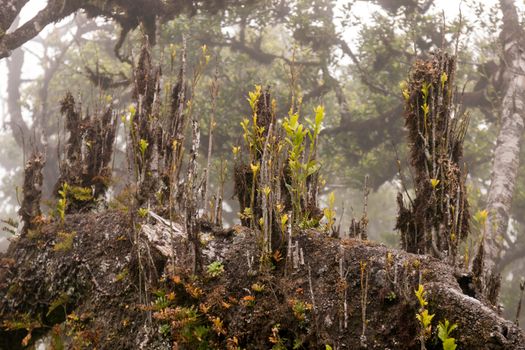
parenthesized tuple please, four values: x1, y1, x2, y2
(396, 51, 470, 263)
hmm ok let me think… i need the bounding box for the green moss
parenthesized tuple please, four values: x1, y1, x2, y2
(53, 231, 76, 252)
(7, 283, 20, 297)
(115, 268, 129, 282)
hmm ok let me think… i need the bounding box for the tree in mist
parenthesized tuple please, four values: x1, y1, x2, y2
(1, 0, 525, 325)
(477, 0, 525, 304)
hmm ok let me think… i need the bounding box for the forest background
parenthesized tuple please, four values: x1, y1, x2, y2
(0, 0, 525, 327)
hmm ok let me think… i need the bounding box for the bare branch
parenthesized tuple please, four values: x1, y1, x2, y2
(0, 0, 29, 35)
(0, 0, 82, 59)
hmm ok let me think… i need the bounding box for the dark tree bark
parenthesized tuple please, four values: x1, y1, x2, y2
(17, 153, 44, 236)
(0, 0, 29, 36)
(0, 0, 258, 60)
(1, 210, 524, 349)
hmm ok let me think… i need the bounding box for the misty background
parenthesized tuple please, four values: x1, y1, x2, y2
(0, 0, 524, 327)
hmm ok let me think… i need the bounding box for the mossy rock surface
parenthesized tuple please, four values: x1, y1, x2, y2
(0, 211, 523, 349)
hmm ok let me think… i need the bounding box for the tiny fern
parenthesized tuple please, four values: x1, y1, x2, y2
(437, 319, 458, 350)
(415, 284, 429, 308)
(69, 186, 93, 202)
(57, 183, 69, 223)
(139, 139, 149, 158)
(415, 284, 435, 345)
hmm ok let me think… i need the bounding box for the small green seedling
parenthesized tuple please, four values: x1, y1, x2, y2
(138, 208, 149, 218)
(437, 319, 458, 350)
(139, 139, 149, 159)
(53, 231, 76, 252)
(323, 191, 336, 233)
(415, 284, 435, 345)
(57, 182, 69, 223)
(206, 261, 224, 278)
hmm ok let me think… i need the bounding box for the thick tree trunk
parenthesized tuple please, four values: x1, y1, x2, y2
(6, 45, 30, 149)
(483, 0, 525, 278)
(1, 211, 524, 349)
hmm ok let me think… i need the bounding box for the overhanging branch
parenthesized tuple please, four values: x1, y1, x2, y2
(0, 0, 83, 59)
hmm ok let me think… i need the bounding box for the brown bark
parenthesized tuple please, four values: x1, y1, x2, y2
(17, 153, 44, 236)
(55, 93, 117, 211)
(0, 0, 29, 35)
(1, 210, 524, 349)
(396, 52, 470, 261)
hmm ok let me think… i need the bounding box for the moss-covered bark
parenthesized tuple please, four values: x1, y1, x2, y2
(0, 211, 523, 349)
